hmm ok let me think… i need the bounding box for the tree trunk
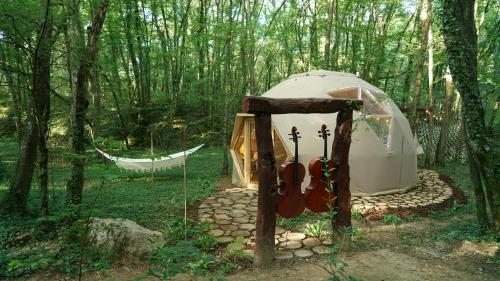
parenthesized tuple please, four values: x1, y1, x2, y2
(66, 0, 110, 206)
(435, 67, 454, 165)
(411, 0, 432, 131)
(90, 65, 101, 137)
(425, 22, 434, 166)
(442, 0, 499, 232)
(2, 0, 53, 214)
(222, 0, 233, 176)
(324, 0, 334, 69)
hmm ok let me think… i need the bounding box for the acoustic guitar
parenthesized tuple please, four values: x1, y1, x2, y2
(277, 127, 306, 218)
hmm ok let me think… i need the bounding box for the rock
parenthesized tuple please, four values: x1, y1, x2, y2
(218, 236, 235, 243)
(275, 226, 286, 235)
(303, 237, 321, 247)
(313, 246, 332, 255)
(280, 240, 302, 249)
(322, 239, 333, 246)
(210, 229, 224, 237)
(89, 218, 164, 260)
(285, 232, 306, 241)
(220, 224, 238, 232)
(231, 230, 251, 237)
(216, 220, 231, 225)
(275, 250, 294, 260)
(294, 249, 314, 258)
(214, 214, 230, 220)
(240, 223, 256, 230)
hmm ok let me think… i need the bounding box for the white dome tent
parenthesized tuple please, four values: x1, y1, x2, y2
(230, 70, 418, 195)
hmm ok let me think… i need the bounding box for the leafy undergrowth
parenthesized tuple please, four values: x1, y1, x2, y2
(0, 137, 225, 279)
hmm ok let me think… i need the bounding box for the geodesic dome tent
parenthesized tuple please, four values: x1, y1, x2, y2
(230, 70, 418, 195)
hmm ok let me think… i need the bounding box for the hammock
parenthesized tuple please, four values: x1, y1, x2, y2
(95, 144, 204, 172)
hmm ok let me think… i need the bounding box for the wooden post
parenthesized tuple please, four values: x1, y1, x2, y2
(253, 113, 278, 266)
(331, 109, 354, 239)
(242, 96, 362, 266)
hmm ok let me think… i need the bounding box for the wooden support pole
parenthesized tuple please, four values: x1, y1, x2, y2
(243, 97, 362, 114)
(253, 113, 278, 266)
(331, 109, 354, 239)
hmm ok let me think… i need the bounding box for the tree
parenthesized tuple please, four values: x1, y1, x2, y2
(66, 0, 110, 205)
(2, 0, 53, 214)
(411, 0, 432, 131)
(442, 0, 499, 232)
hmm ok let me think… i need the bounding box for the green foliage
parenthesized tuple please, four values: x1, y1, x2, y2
(382, 214, 403, 225)
(429, 202, 472, 219)
(304, 219, 328, 238)
(217, 237, 252, 274)
(0, 158, 6, 183)
(433, 218, 499, 243)
(147, 240, 214, 280)
(351, 209, 364, 222)
(327, 256, 364, 281)
(277, 212, 311, 231)
(164, 218, 220, 253)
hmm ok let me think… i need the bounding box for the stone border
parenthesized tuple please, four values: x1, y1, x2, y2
(197, 169, 460, 259)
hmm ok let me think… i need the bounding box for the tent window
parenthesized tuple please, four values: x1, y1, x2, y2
(361, 90, 392, 149)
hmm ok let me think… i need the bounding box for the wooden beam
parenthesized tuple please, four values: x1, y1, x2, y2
(242, 96, 362, 114)
(331, 109, 353, 241)
(253, 113, 278, 266)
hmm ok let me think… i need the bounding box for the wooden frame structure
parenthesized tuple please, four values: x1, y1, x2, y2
(242, 96, 363, 266)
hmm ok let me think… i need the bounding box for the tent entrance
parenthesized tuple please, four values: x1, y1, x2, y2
(231, 116, 289, 188)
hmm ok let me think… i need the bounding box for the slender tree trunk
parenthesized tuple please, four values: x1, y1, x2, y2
(2, 0, 53, 214)
(222, 0, 233, 176)
(425, 22, 434, 166)
(90, 65, 101, 137)
(442, 0, 499, 232)
(324, 0, 334, 69)
(66, 0, 110, 206)
(435, 67, 454, 165)
(411, 0, 432, 131)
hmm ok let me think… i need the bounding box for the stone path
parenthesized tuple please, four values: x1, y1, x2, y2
(197, 169, 455, 259)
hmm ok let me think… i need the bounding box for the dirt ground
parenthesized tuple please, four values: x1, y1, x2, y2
(29, 217, 498, 281)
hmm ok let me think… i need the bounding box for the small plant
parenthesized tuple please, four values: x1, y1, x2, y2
(351, 209, 364, 222)
(382, 214, 403, 225)
(216, 237, 252, 274)
(147, 240, 214, 280)
(277, 212, 309, 230)
(304, 220, 328, 238)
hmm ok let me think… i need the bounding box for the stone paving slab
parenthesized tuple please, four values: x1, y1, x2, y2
(197, 169, 455, 259)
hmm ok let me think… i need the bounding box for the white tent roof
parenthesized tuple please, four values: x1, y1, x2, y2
(233, 70, 417, 195)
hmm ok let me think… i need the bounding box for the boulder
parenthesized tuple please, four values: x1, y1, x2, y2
(89, 218, 165, 260)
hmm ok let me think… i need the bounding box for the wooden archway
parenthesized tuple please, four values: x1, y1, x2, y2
(242, 96, 362, 266)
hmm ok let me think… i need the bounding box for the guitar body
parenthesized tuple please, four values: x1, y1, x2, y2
(305, 157, 335, 213)
(277, 161, 306, 218)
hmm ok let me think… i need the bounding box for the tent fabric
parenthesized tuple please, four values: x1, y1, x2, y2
(231, 70, 418, 195)
(95, 144, 204, 173)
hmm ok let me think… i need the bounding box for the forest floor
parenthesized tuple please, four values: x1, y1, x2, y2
(0, 138, 498, 281)
(29, 200, 498, 281)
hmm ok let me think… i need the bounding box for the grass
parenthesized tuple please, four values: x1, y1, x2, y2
(0, 137, 226, 278)
(0, 137, 224, 231)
